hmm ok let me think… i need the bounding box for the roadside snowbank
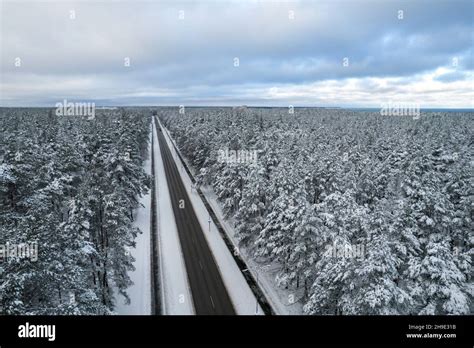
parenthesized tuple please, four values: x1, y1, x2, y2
(159, 120, 263, 315)
(115, 125, 152, 315)
(154, 118, 194, 315)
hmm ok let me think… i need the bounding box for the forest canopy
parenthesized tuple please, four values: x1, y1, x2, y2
(162, 107, 473, 315)
(0, 108, 151, 314)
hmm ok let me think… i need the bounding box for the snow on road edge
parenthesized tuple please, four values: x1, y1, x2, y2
(159, 119, 263, 315)
(115, 124, 152, 315)
(154, 118, 194, 315)
(161, 120, 304, 315)
(201, 187, 304, 315)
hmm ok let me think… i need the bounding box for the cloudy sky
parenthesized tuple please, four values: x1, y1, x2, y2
(1, 0, 473, 107)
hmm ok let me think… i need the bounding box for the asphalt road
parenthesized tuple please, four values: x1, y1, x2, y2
(155, 118, 236, 315)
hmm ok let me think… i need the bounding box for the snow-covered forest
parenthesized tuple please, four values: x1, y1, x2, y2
(0, 108, 150, 314)
(161, 107, 473, 315)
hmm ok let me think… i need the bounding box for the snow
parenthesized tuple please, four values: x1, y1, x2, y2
(159, 120, 263, 315)
(0, 163, 13, 180)
(160, 120, 304, 314)
(4, 107, 472, 316)
(153, 118, 194, 315)
(115, 124, 152, 315)
(201, 186, 304, 315)
(115, 118, 195, 315)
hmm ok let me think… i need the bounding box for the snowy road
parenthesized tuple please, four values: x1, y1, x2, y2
(118, 117, 263, 315)
(153, 118, 193, 315)
(158, 120, 266, 315)
(155, 119, 235, 315)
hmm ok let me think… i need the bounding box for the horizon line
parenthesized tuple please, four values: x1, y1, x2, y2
(1, 105, 473, 110)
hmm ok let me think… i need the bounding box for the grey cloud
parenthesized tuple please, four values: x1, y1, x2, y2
(1, 0, 473, 106)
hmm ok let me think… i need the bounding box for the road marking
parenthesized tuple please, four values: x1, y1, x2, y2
(209, 295, 215, 309)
